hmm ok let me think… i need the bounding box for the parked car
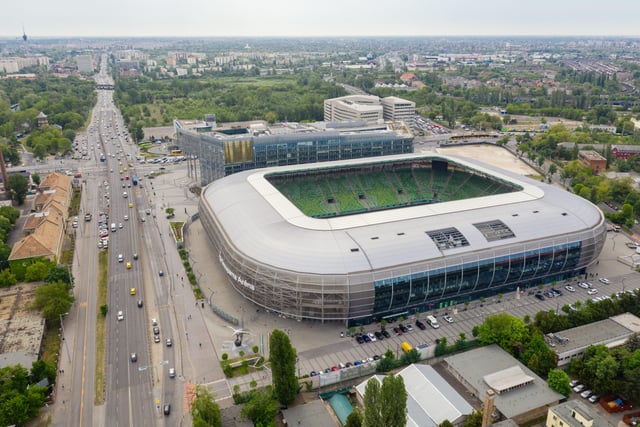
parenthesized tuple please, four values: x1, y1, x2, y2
(587, 289, 598, 295)
(598, 278, 610, 284)
(580, 390, 593, 399)
(367, 332, 377, 342)
(381, 329, 391, 338)
(578, 282, 591, 289)
(588, 394, 600, 403)
(443, 314, 454, 323)
(569, 379, 580, 387)
(565, 285, 576, 292)
(393, 327, 403, 335)
(535, 293, 545, 301)
(573, 384, 585, 393)
(415, 320, 426, 330)
(374, 331, 383, 340)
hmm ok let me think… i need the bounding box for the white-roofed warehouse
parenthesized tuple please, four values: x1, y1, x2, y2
(199, 153, 606, 324)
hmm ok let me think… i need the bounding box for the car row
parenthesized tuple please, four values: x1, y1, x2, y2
(571, 381, 600, 403)
(310, 355, 382, 376)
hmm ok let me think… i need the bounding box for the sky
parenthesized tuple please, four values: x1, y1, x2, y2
(3, 0, 640, 38)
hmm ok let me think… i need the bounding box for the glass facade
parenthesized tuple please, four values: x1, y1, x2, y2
(178, 128, 413, 185)
(199, 191, 606, 325)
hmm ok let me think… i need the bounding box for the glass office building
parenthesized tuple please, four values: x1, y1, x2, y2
(176, 120, 414, 185)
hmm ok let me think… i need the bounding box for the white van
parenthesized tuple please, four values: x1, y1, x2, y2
(426, 315, 440, 329)
(111, 223, 117, 232)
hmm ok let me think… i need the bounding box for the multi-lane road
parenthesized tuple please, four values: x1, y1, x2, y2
(55, 56, 183, 426)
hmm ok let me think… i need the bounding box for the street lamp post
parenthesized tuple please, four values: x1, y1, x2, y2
(59, 312, 71, 363)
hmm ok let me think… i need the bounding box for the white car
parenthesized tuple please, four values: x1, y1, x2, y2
(124, 215, 129, 221)
(598, 278, 610, 284)
(118, 223, 123, 229)
(587, 289, 598, 295)
(117, 254, 124, 262)
(564, 285, 576, 292)
(577, 282, 591, 289)
(117, 310, 124, 321)
(367, 332, 377, 342)
(443, 315, 454, 323)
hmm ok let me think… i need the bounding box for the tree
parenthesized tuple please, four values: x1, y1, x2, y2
(439, 421, 454, 427)
(34, 281, 74, 324)
(462, 410, 483, 427)
(24, 261, 51, 282)
(191, 385, 222, 427)
(363, 378, 383, 427)
(30, 360, 56, 385)
(475, 313, 528, 354)
(380, 374, 407, 427)
(6, 173, 28, 205)
(31, 173, 40, 186)
(0, 268, 17, 288)
(46, 265, 72, 285)
(240, 388, 278, 427)
(269, 329, 298, 405)
(345, 410, 363, 427)
(547, 369, 572, 396)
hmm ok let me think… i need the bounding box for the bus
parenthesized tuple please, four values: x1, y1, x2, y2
(170, 149, 183, 156)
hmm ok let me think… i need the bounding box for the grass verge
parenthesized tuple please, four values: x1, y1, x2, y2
(94, 250, 108, 405)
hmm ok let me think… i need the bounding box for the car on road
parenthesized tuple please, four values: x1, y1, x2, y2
(118, 223, 123, 229)
(130, 353, 137, 362)
(126, 262, 132, 269)
(153, 326, 160, 335)
(598, 278, 610, 284)
(118, 254, 124, 262)
(166, 338, 172, 347)
(117, 310, 124, 321)
(152, 318, 158, 326)
(587, 289, 598, 295)
(169, 368, 175, 378)
(154, 335, 161, 343)
(129, 287, 136, 295)
(159, 270, 164, 277)
(129, 203, 133, 208)
(133, 253, 138, 260)
(163, 404, 171, 416)
(137, 299, 143, 308)
(565, 285, 576, 292)
(124, 215, 129, 221)
(443, 314, 454, 323)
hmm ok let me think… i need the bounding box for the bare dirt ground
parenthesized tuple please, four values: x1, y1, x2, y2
(0, 283, 45, 354)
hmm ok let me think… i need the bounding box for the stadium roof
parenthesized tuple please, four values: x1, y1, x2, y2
(203, 153, 603, 275)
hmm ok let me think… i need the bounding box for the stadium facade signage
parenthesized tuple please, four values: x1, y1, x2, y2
(219, 253, 255, 291)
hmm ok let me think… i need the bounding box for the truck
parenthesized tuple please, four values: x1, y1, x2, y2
(132, 175, 138, 186)
(600, 394, 633, 413)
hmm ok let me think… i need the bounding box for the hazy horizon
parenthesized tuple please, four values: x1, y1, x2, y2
(3, 0, 640, 39)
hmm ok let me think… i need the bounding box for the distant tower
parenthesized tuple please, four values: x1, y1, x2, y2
(37, 112, 48, 127)
(22, 25, 27, 42)
(481, 389, 495, 427)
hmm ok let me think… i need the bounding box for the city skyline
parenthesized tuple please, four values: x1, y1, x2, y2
(3, 0, 640, 39)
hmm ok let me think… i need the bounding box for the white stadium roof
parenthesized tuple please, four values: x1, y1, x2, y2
(203, 153, 603, 275)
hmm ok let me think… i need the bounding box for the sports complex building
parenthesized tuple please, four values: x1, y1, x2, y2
(175, 118, 413, 185)
(199, 153, 606, 325)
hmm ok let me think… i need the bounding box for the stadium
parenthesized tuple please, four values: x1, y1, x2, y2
(199, 153, 606, 325)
